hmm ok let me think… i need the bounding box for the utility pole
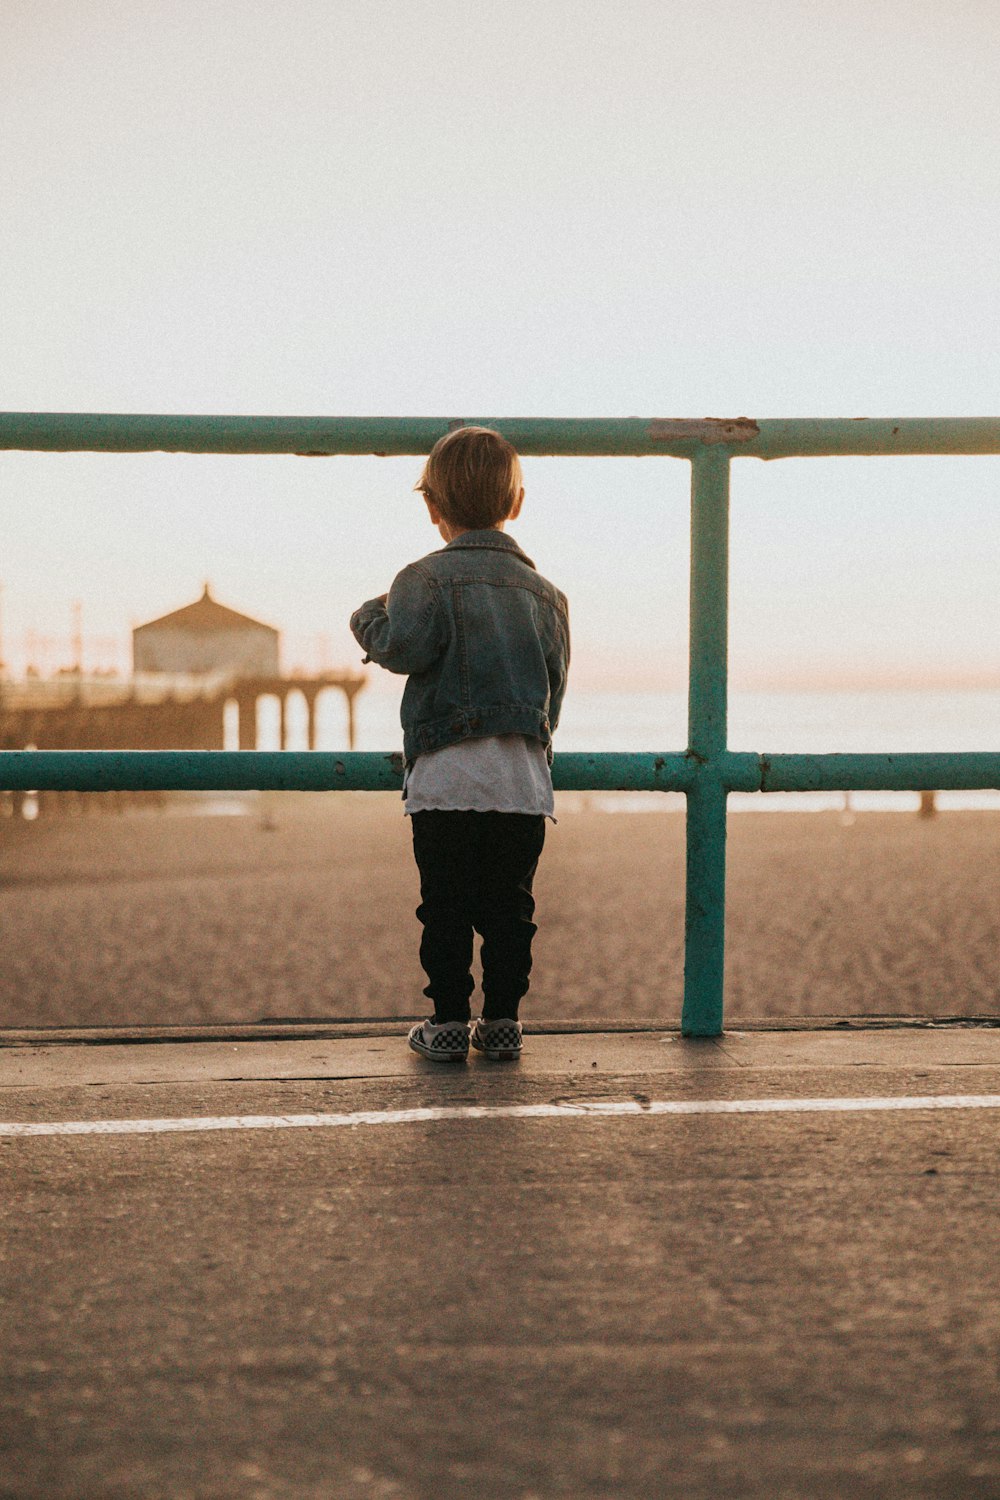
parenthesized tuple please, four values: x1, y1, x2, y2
(70, 600, 84, 704)
(72, 600, 83, 674)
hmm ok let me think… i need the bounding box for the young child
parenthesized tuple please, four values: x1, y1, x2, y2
(350, 426, 570, 1063)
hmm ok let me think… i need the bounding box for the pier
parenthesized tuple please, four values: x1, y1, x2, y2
(0, 669, 365, 815)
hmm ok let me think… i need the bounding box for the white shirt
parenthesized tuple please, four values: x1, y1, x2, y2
(404, 734, 555, 819)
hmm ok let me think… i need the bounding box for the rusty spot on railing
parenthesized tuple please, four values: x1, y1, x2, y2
(648, 417, 759, 446)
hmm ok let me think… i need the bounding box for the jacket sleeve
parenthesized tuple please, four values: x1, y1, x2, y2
(546, 595, 571, 733)
(350, 565, 446, 676)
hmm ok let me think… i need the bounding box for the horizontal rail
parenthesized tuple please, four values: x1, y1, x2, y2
(2, 750, 999, 795)
(0, 750, 695, 794)
(745, 418, 1000, 460)
(756, 752, 1000, 793)
(4, 413, 1000, 459)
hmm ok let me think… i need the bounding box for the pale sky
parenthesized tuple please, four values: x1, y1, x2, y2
(2, 0, 998, 691)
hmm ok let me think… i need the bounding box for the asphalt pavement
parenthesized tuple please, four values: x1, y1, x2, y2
(2, 1024, 1000, 1500)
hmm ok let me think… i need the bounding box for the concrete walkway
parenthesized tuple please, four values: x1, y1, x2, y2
(2, 1023, 1000, 1498)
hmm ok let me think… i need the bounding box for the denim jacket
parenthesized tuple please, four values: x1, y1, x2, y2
(350, 530, 570, 766)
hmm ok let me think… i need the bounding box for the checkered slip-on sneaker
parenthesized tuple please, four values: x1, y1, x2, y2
(470, 1017, 523, 1062)
(407, 1019, 470, 1063)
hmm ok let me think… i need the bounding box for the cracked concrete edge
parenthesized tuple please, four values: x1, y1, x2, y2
(4, 1026, 1000, 1092)
(1, 1014, 998, 1049)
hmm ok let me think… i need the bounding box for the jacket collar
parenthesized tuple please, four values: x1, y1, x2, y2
(439, 530, 536, 570)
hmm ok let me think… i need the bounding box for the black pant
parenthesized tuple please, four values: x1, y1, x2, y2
(410, 810, 546, 1024)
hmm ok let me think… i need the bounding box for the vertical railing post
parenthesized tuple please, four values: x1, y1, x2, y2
(682, 446, 731, 1036)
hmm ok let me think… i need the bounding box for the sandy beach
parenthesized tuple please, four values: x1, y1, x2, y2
(2, 797, 998, 1029)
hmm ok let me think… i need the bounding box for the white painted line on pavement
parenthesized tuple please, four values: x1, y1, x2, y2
(3, 1093, 1000, 1138)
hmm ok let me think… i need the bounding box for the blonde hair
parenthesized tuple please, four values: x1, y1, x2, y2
(415, 426, 523, 530)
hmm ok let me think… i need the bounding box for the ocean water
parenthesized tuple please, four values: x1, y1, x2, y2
(296, 687, 1000, 814)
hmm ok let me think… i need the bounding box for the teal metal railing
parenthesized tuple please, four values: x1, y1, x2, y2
(3, 413, 1000, 1035)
